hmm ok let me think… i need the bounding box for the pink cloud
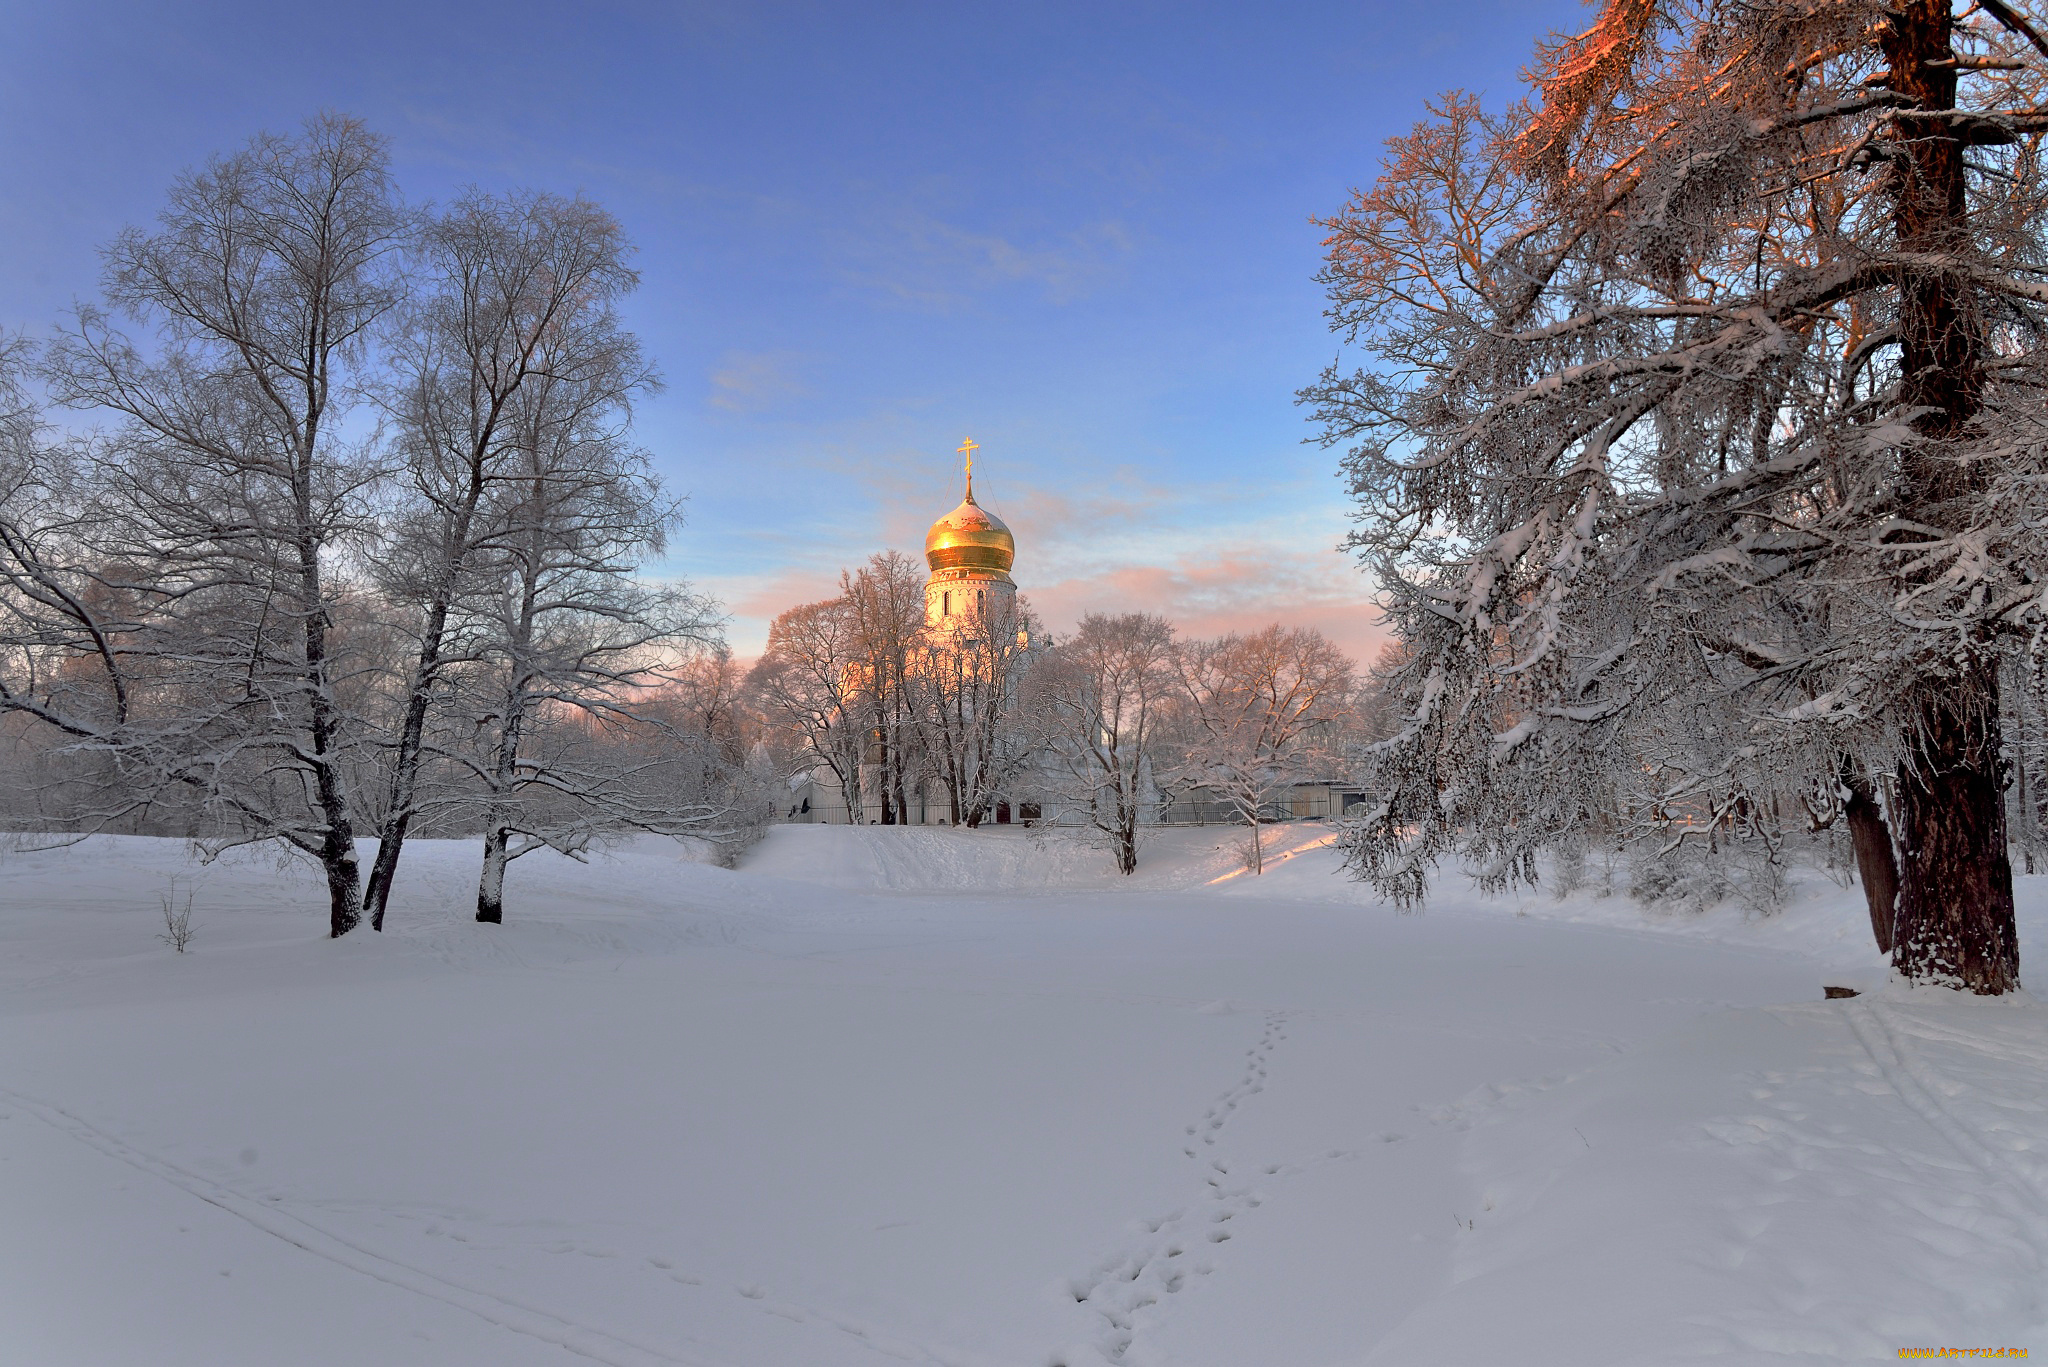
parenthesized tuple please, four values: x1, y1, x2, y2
(713, 564, 851, 622)
(1024, 545, 1391, 665)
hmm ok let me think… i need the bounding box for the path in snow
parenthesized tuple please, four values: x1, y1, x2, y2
(1, 825, 2043, 1365)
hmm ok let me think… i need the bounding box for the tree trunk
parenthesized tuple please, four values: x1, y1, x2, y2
(321, 821, 364, 940)
(474, 674, 528, 924)
(1879, 0, 2020, 992)
(892, 719, 911, 825)
(476, 825, 509, 924)
(299, 536, 363, 938)
(366, 593, 459, 932)
(1115, 782, 1138, 875)
(363, 667, 433, 932)
(1842, 763, 1899, 955)
(1891, 673, 2020, 992)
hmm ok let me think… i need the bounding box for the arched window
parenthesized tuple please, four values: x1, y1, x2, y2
(942, 591, 951, 616)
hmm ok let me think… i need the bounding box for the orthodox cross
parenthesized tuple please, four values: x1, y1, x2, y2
(959, 437, 979, 499)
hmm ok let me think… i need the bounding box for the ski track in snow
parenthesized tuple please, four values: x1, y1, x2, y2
(1686, 998, 2048, 1355)
(7, 1004, 1376, 1367)
(0, 1085, 737, 1367)
(5, 1082, 994, 1367)
(1846, 1001, 2048, 1220)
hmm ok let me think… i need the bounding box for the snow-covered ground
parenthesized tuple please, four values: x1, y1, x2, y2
(2, 824, 2043, 1365)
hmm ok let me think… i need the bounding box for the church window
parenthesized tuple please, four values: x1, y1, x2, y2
(943, 591, 951, 616)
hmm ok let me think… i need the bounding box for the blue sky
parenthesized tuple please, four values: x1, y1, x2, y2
(0, 0, 1580, 660)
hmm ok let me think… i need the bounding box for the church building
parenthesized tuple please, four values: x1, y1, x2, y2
(923, 437, 1017, 634)
(787, 441, 1030, 826)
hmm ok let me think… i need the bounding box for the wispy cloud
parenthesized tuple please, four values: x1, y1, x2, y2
(705, 350, 812, 415)
(836, 205, 1134, 311)
(700, 563, 850, 622)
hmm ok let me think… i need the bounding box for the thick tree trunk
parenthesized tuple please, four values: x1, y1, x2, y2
(320, 822, 364, 940)
(1878, 0, 2020, 991)
(1891, 673, 2020, 991)
(1842, 764, 1899, 955)
(476, 825, 509, 924)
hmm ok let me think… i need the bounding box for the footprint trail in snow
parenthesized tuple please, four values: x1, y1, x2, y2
(1054, 1010, 1384, 1367)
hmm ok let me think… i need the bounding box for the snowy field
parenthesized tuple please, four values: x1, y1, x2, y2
(2, 825, 2045, 1365)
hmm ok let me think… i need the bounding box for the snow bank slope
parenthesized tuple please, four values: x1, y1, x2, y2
(747, 822, 1909, 972)
(740, 822, 1351, 894)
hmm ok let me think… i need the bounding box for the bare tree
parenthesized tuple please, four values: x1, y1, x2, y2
(0, 338, 114, 747)
(749, 597, 866, 820)
(1175, 626, 1356, 874)
(361, 189, 643, 931)
(1026, 612, 1177, 875)
(454, 331, 717, 924)
(2, 119, 736, 933)
(842, 552, 926, 824)
(912, 593, 1039, 826)
(638, 644, 778, 859)
(40, 114, 403, 937)
(0, 337, 155, 834)
(657, 644, 760, 782)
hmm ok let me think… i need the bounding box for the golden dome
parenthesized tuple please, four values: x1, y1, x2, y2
(924, 483, 1015, 577)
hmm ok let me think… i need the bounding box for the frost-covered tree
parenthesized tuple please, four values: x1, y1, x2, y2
(0, 337, 148, 832)
(911, 593, 1040, 827)
(636, 644, 779, 859)
(1350, 642, 1415, 752)
(0, 337, 107, 752)
(1026, 612, 1178, 875)
(842, 552, 927, 825)
(454, 326, 715, 924)
(658, 645, 761, 784)
(362, 189, 644, 931)
(1174, 626, 1356, 875)
(2007, 656, 2048, 875)
(1307, 0, 2048, 991)
(1, 117, 729, 935)
(749, 597, 867, 820)
(38, 115, 403, 938)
